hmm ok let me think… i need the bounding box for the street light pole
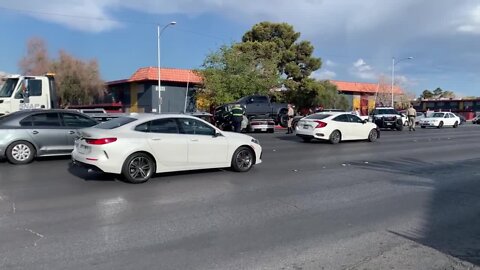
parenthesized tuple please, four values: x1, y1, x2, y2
(391, 56, 413, 108)
(157, 21, 176, 114)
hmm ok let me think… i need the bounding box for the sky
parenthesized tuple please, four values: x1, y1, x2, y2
(0, 0, 480, 97)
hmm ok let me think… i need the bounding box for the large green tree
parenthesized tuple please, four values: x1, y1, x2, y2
(199, 21, 346, 111)
(241, 22, 342, 110)
(197, 45, 280, 108)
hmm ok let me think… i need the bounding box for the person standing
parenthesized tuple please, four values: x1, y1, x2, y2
(407, 104, 417, 131)
(231, 103, 245, 133)
(286, 104, 295, 134)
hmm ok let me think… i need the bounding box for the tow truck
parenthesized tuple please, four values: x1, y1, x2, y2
(0, 73, 123, 121)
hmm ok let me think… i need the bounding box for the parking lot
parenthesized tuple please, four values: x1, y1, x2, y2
(1, 125, 480, 269)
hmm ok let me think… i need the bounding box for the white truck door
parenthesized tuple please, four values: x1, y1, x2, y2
(17, 77, 50, 110)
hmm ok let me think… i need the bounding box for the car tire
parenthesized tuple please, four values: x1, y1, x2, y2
(268, 128, 274, 133)
(329, 130, 341, 144)
(231, 146, 254, 172)
(368, 129, 378, 142)
(453, 121, 459, 128)
(6, 141, 36, 165)
(279, 114, 288, 128)
(292, 120, 298, 130)
(421, 126, 426, 129)
(437, 121, 444, 129)
(396, 120, 404, 131)
(121, 152, 156, 184)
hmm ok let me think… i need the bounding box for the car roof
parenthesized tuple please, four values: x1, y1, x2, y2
(125, 113, 203, 122)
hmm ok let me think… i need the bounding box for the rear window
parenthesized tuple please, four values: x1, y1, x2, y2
(304, 114, 331, 120)
(95, 117, 136, 129)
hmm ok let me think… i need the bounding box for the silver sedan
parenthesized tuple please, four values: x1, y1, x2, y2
(0, 110, 98, 164)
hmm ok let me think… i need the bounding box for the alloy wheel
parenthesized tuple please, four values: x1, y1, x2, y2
(11, 144, 32, 162)
(236, 149, 253, 170)
(128, 156, 152, 181)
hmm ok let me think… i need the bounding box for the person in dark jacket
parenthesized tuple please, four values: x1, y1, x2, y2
(231, 104, 245, 133)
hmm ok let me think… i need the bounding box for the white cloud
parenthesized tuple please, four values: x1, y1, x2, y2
(457, 5, 480, 34)
(3, 0, 480, 35)
(311, 69, 336, 80)
(351, 58, 376, 80)
(325, 60, 336, 67)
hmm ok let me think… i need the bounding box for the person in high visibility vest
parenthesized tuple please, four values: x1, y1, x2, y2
(231, 103, 245, 132)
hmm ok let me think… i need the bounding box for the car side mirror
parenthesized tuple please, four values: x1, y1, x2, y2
(213, 130, 222, 137)
(362, 119, 367, 124)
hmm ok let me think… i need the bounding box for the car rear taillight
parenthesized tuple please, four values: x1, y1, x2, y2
(314, 121, 327, 128)
(85, 138, 117, 145)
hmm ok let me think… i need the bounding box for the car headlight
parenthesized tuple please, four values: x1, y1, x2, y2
(251, 138, 260, 145)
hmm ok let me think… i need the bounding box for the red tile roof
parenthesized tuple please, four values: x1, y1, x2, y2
(108, 67, 203, 85)
(330, 80, 403, 94)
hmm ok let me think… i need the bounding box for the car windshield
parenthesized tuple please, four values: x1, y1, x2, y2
(374, 109, 397, 115)
(304, 114, 331, 120)
(0, 78, 19, 98)
(94, 117, 136, 129)
(432, 113, 444, 118)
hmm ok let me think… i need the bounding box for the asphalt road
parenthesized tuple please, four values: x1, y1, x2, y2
(1, 124, 480, 270)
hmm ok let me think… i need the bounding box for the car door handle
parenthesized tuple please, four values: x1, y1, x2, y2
(32, 130, 39, 135)
(69, 131, 76, 134)
(152, 138, 162, 141)
(190, 138, 199, 142)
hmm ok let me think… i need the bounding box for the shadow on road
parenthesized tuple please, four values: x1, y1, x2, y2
(67, 162, 118, 182)
(68, 162, 227, 183)
(352, 158, 480, 266)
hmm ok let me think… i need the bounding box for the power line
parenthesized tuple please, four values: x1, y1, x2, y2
(0, 5, 229, 41)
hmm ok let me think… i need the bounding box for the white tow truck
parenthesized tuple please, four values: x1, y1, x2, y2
(0, 73, 59, 116)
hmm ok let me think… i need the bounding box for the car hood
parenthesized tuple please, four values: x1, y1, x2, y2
(221, 131, 255, 141)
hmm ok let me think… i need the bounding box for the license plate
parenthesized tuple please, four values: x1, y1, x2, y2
(261, 128, 266, 131)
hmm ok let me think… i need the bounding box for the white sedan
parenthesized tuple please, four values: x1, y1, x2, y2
(72, 114, 262, 183)
(419, 112, 460, 128)
(295, 112, 380, 144)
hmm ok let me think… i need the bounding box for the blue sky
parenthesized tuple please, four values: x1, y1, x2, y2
(1, 0, 480, 97)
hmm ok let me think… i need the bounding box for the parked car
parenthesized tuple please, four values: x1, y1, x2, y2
(472, 115, 480, 124)
(292, 109, 346, 130)
(419, 112, 461, 128)
(370, 107, 405, 130)
(454, 113, 466, 125)
(72, 114, 263, 183)
(0, 109, 98, 164)
(247, 118, 275, 133)
(415, 112, 426, 124)
(295, 112, 380, 144)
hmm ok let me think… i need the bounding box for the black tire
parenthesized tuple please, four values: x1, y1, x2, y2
(302, 137, 312, 143)
(437, 121, 444, 129)
(421, 126, 426, 129)
(368, 129, 378, 142)
(268, 128, 274, 133)
(279, 114, 288, 128)
(329, 130, 341, 144)
(231, 146, 254, 172)
(396, 120, 404, 131)
(453, 121, 459, 128)
(292, 120, 298, 130)
(121, 152, 156, 184)
(6, 141, 36, 165)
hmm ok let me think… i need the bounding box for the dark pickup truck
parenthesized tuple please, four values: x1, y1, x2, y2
(234, 95, 288, 126)
(214, 95, 289, 129)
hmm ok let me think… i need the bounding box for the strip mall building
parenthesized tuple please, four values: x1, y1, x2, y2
(107, 67, 402, 114)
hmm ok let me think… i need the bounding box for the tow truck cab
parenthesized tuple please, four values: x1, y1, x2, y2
(0, 73, 57, 116)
